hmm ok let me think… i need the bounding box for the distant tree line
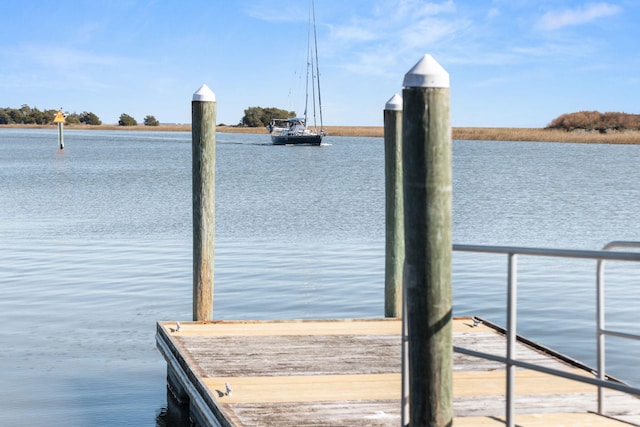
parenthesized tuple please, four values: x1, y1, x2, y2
(118, 113, 160, 126)
(547, 111, 640, 133)
(0, 104, 160, 126)
(119, 113, 137, 126)
(143, 115, 159, 126)
(240, 106, 295, 127)
(0, 105, 103, 125)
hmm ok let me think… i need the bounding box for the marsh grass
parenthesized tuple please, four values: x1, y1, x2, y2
(454, 127, 640, 144)
(4, 124, 640, 144)
(219, 125, 384, 137)
(221, 125, 640, 143)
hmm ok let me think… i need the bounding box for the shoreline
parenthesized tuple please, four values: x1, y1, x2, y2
(2, 123, 639, 144)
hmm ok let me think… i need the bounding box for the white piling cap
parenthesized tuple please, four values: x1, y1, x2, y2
(385, 94, 403, 111)
(403, 54, 449, 88)
(192, 84, 216, 102)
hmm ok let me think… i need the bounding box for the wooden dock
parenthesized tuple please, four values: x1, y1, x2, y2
(156, 317, 640, 426)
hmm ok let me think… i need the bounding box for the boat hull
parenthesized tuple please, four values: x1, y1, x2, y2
(271, 134, 323, 146)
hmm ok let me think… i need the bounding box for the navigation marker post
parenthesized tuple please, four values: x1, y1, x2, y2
(192, 84, 217, 321)
(402, 54, 453, 426)
(53, 109, 65, 149)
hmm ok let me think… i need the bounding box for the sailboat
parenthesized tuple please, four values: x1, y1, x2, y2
(267, 0, 326, 146)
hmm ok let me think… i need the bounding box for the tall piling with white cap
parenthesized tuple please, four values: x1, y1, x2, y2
(384, 93, 404, 318)
(192, 84, 216, 321)
(402, 54, 453, 426)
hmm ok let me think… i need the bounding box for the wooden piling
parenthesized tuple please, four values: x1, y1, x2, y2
(192, 84, 216, 321)
(384, 94, 404, 318)
(402, 55, 453, 426)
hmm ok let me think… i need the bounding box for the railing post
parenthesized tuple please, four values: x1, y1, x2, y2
(597, 258, 606, 413)
(506, 253, 518, 427)
(402, 54, 453, 426)
(192, 84, 216, 321)
(401, 283, 409, 426)
(384, 93, 404, 318)
(594, 241, 640, 414)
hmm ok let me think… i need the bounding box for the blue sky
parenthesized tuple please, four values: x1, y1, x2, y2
(1, 1, 638, 127)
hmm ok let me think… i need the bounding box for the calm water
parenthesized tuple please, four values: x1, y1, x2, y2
(1, 129, 640, 425)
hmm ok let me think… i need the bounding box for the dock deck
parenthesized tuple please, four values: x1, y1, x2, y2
(156, 317, 640, 426)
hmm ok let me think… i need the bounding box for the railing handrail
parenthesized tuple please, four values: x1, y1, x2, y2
(454, 243, 640, 262)
(452, 241, 640, 427)
(602, 240, 640, 251)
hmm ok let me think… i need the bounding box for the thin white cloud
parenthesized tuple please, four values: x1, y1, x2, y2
(471, 75, 514, 88)
(332, 0, 460, 45)
(243, 0, 307, 23)
(399, 18, 467, 51)
(6, 45, 124, 71)
(0, 44, 148, 95)
(342, 51, 400, 77)
(537, 3, 621, 31)
(331, 24, 377, 43)
(376, 0, 456, 19)
(328, 0, 466, 76)
(487, 8, 500, 19)
(511, 39, 598, 58)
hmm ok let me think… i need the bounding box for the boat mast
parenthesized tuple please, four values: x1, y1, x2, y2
(311, 0, 323, 132)
(304, 16, 310, 127)
(303, 0, 322, 133)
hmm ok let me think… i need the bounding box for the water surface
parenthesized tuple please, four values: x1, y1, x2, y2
(1, 129, 640, 425)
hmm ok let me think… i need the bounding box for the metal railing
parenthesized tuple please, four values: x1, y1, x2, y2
(452, 241, 640, 427)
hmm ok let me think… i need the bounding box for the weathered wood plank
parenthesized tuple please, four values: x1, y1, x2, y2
(217, 399, 637, 427)
(175, 330, 578, 377)
(455, 413, 633, 426)
(225, 400, 401, 427)
(165, 317, 493, 336)
(205, 374, 399, 403)
(179, 334, 401, 377)
(452, 331, 583, 372)
(455, 392, 640, 417)
(203, 369, 597, 405)
(454, 369, 596, 396)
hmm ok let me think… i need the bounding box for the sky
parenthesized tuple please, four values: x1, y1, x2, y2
(1, 0, 638, 127)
